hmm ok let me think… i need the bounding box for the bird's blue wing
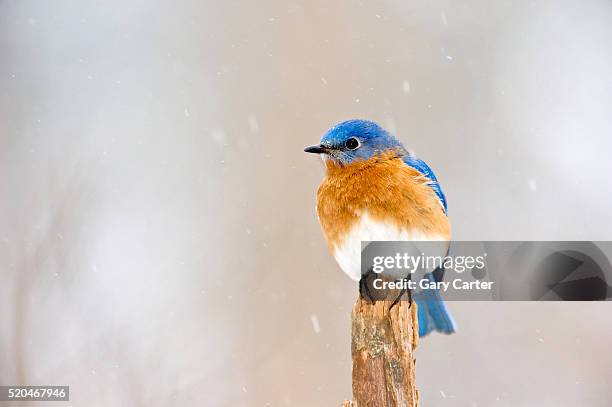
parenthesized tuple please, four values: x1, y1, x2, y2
(402, 155, 447, 213)
(402, 155, 454, 336)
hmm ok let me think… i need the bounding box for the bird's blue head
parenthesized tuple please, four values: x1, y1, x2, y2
(304, 120, 405, 166)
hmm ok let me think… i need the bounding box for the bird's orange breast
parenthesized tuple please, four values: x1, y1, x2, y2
(316, 152, 451, 251)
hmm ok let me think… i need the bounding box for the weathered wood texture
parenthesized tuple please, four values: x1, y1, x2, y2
(344, 293, 419, 407)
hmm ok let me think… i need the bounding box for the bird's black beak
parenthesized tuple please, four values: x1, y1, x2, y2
(304, 144, 328, 154)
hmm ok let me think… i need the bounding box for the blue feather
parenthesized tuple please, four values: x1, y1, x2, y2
(402, 156, 453, 336)
(403, 155, 448, 213)
(415, 273, 457, 337)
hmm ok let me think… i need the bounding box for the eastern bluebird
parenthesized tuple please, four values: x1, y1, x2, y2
(305, 119, 456, 337)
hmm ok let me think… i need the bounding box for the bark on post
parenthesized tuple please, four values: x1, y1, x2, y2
(343, 291, 419, 407)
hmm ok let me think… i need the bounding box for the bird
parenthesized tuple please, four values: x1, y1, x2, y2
(304, 119, 456, 337)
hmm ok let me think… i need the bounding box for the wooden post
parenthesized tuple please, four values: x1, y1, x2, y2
(342, 292, 419, 407)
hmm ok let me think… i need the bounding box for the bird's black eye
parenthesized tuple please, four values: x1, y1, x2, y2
(345, 137, 360, 150)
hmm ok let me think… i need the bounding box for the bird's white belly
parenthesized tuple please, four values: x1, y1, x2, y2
(333, 212, 446, 281)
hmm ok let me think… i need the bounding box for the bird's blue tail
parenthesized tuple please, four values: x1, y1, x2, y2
(415, 273, 456, 337)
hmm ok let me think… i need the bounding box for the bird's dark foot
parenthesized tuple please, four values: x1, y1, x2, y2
(408, 286, 413, 308)
(359, 276, 374, 303)
(389, 287, 406, 310)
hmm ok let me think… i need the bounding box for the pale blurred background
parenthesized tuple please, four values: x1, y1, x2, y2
(1, 0, 612, 406)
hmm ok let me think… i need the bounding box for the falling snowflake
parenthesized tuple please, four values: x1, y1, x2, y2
(310, 314, 321, 333)
(248, 114, 259, 134)
(441, 11, 448, 26)
(211, 128, 226, 145)
(528, 178, 537, 191)
(402, 80, 411, 94)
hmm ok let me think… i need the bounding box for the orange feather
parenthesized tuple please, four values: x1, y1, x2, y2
(316, 151, 451, 251)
